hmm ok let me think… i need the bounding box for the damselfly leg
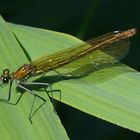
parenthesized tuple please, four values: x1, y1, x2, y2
(0, 80, 24, 105)
(18, 84, 46, 123)
(0, 69, 61, 123)
(0, 78, 55, 123)
(18, 81, 61, 123)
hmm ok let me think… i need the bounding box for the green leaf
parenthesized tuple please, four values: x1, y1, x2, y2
(0, 16, 69, 140)
(9, 21, 140, 132)
(8, 22, 140, 133)
(0, 16, 140, 140)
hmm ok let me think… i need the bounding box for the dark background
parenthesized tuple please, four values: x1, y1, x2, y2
(1, 0, 140, 139)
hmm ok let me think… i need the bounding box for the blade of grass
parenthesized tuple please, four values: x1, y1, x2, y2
(77, 0, 100, 38)
(0, 16, 69, 140)
(8, 22, 140, 133)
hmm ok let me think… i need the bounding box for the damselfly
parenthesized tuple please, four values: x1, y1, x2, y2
(0, 28, 136, 123)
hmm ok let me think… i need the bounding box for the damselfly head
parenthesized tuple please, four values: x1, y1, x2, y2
(0, 69, 11, 85)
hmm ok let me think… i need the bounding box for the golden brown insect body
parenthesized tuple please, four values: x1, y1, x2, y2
(0, 28, 136, 123)
(1, 28, 136, 84)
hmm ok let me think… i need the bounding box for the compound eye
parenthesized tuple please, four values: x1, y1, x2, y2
(2, 77, 9, 84)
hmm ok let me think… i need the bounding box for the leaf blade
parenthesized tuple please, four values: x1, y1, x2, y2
(8, 22, 140, 133)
